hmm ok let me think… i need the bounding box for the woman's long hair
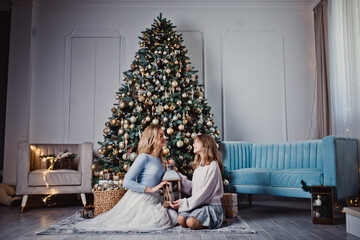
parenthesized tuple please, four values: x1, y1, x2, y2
(192, 134, 223, 172)
(137, 125, 166, 165)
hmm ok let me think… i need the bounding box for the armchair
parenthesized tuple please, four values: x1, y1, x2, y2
(16, 141, 93, 212)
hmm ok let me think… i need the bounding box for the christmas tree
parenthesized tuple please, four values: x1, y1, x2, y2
(91, 14, 220, 185)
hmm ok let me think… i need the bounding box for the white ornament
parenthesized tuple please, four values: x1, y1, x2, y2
(176, 140, 184, 147)
(129, 152, 138, 161)
(314, 195, 322, 207)
(130, 116, 136, 123)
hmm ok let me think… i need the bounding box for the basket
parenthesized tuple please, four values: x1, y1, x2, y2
(221, 193, 238, 218)
(94, 189, 127, 217)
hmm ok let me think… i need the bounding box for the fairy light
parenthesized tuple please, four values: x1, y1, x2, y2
(39, 154, 58, 205)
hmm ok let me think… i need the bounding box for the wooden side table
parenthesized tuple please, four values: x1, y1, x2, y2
(311, 186, 335, 224)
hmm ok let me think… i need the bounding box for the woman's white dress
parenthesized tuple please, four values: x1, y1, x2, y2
(75, 154, 178, 232)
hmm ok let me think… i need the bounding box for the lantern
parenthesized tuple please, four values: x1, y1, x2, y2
(162, 161, 181, 208)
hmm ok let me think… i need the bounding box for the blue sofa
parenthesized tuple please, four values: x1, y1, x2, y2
(221, 136, 359, 200)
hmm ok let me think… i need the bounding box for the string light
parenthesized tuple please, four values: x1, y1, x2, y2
(39, 153, 58, 205)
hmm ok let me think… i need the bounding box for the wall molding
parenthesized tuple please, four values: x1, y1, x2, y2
(220, 27, 288, 141)
(62, 29, 124, 143)
(33, 0, 315, 10)
(178, 29, 206, 96)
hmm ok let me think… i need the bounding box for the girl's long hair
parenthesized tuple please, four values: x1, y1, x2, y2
(192, 134, 223, 172)
(137, 125, 166, 165)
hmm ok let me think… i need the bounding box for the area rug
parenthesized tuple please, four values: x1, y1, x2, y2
(37, 211, 256, 235)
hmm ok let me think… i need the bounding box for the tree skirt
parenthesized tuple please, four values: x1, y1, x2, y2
(37, 211, 256, 235)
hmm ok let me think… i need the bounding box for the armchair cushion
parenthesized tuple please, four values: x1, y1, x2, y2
(28, 169, 82, 186)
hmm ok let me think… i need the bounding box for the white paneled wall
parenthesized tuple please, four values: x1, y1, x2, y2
(222, 29, 287, 142)
(4, 0, 316, 184)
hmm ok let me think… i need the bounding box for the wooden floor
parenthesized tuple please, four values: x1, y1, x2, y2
(0, 196, 359, 240)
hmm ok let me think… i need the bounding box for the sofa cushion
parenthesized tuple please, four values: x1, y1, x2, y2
(228, 168, 274, 186)
(271, 168, 323, 188)
(28, 169, 82, 186)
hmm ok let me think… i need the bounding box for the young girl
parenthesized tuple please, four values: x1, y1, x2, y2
(170, 134, 224, 229)
(75, 125, 177, 232)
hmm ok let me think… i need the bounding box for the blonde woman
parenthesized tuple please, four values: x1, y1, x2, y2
(170, 134, 224, 229)
(75, 125, 177, 232)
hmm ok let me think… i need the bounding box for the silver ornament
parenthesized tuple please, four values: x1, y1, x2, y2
(176, 140, 184, 147)
(129, 152, 138, 161)
(130, 116, 137, 123)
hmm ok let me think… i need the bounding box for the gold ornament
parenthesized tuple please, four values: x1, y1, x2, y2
(186, 132, 191, 138)
(122, 154, 128, 160)
(103, 127, 110, 134)
(124, 123, 130, 129)
(184, 138, 190, 145)
(170, 104, 176, 111)
(119, 101, 126, 108)
(118, 128, 125, 135)
(178, 124, 184, 131)
(216, 129, 220, 135)
(176, 100, 182, 106)
(139, 96, 145, 102)
(191, 133, 198, 139)
(128, 101, 134, 107)
(91, 163, 97, 171)
(152, 119, 159, 125)
(162, 147, 170, 155)
(206, 121, 213, 127)
(111, 107, 117, 113)
(171, 80, 178, 87)
(167, 128, 174, 135)
(164, 105, 169, 110)
(123, 133, 129, 139)
(107, 145, 113, 150)
(145, 116, 151, 122)
(119, 142, 125, 149)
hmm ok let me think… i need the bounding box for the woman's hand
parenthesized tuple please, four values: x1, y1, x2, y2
(169, 200, 180, 209)
(144, 181, 167, 193)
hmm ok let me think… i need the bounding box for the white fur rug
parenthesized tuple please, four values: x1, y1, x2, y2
(37, 211, 256, 235)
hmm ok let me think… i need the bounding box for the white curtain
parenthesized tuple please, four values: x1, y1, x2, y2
(328, 0, 360, 138)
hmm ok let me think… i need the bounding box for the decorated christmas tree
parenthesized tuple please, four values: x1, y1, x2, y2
(91, 14, 220, 185)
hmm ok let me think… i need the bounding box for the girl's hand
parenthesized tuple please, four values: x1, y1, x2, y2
(145, 181, 167, 193)
(169, 200, 180, 209)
